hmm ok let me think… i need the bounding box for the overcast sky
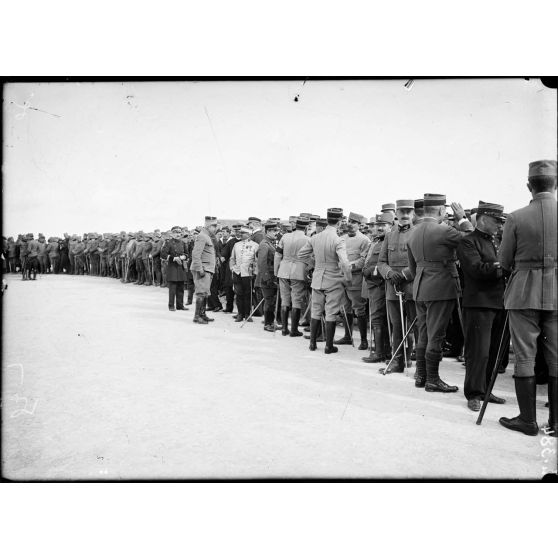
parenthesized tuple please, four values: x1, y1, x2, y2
(3, 78, 556, 237)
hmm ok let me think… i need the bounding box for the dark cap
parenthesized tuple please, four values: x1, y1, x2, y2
(477, 201, 505, 221)
(296, 217, 310, 229)
(327, 207, 344, 220)
(264, 220, 279, 231)
(423, 193, 446, 207)
(299, 212, 312, 219)
(376, 213, 394, 225)
(171, 226, 182, 232)
(205, 216, 218, 226)
(288, 215, 298, 222)
(396, 199, 415, 210)
(528, 159, 557, 178)
(348, 211, 365, 224)
(316, 218, 328, 228)
(232, 223, 242, 230)
(381, 203, 395, 212)
(247, 216, 261, 223)
(414, 199, 424, 209)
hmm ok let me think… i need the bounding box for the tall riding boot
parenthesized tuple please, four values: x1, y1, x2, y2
(290, 308, 303, 337)
(308, 318, 320, 351)
(264, 311, 276, 332)
(425, 350, 458, 392)
(357, 315, 368, 350)
(334, 313, 353, 345)
(546, 376, 557, 437)
(193, 296, 208, 324)
(281, 307, 290, 336)
(305, 320, 324, 342)
(414, 348, 427, 387)
(201, 297, 214, 322)
(324, 321, 339, 354)
(499, 376, 539, 436)
(362, 325, 386, 363)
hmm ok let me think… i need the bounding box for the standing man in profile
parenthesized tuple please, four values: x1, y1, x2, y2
(298, 208, 352, 354)
(161, 226, 189, 312)
(190, 217, 218, 324)
(499, 160, 557, 437)
(256, 221, 280, 332)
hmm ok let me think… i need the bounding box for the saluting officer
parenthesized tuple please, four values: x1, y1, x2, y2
(457, 201, 507, 411)
(406, 194, 473, 392)
(298, 208, 352, 354)
(499, 160, 557, 437)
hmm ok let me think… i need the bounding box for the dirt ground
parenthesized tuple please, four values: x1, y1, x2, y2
(2, 273, 556, 480)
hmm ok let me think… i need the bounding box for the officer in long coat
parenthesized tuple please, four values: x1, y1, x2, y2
(161, 226, 189, 311)
(406, 194, 473, 392)
(457, 201, 508, 411)
(378, 200, 417, 373)
(256, 221, 280, 331)
(190, 217, 218, 324)
(498, 160, 557, 437)
(298, 208, 352, 354)
(274, 217, 310, 336)
(362, 213, 393, 363)
(221, 225, 240, 313)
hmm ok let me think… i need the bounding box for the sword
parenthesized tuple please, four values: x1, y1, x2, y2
(379, 316, 418, 375)
(240, 296, 265, 328)
(341, 305, 354, 347)
(396, 290, 407, 371)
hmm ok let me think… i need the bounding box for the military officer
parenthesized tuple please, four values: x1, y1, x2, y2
(413, 199, 424, 225)
(256, 221, 280, 332)
(381, 202, 396, 223)
(298, 208, 352, 354)
(230, 226, 259, 322)
(221, 224, 240, 312)
(406, 194, 473, 392)
(97, 234, 109, 277)
(150, 231, 163, 286)
(274, 217, 311, 336)
(72, 235, 86, 275)
(26, 234, 40, 280)
(37, 235, 49, 274)
(248, 217, 264, 244)
(190, 217, 218, 324)
(457, 201, 508, 411)
(499, 160, 557, 437)
(377, 200, 417, 373)
(47, 236, 60, 274)
(335, 212, 371, 350)
(362, 213, 393, 363)
(160, 226, 189, 311)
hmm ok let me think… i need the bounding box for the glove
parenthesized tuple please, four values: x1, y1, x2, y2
(389, 270, 405, 285)
(363, 268, 372, 278)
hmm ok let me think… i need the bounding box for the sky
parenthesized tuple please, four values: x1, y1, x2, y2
(2, 78, 556, 237)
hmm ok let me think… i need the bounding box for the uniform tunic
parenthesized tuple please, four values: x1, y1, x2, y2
(275, 229, 309, 309)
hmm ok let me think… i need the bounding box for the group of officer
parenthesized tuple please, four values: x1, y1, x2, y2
(3, 159, 556, 439)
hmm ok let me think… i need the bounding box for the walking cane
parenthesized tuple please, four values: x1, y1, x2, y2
(396, 290, 407, 371)
(240, 297, 265, 328)
(341, 305, 354, 347)
(476, 312, 510, 426)
(300, 301, 311, 324)
(380, 316, 418, 375)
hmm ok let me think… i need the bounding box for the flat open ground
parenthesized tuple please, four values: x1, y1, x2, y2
(2, 273, 555, 479)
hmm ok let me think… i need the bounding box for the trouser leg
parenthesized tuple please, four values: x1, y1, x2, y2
(168, 281, 177, 308)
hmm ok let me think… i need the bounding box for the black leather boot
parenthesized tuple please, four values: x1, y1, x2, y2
(193, 296, 208, 324)
(281, 307, 290, 336)
(290, 308, 303, 337)
(200, 297, 214, 322)
(425, 350, 458, 392)
(414, 348, 426, 387)
(384, 354, 405, 373)
(499, 376, 539, 436)
(264, 311, 276, 332)
(334, 313, 353, 345)
(546, 376, 557, 437)
(186, 288, 194, 305)
(362, 326, 386, 363)
(357, 315, 368, 350)
(305, 320, 324, 342)
(309, 318, 320, 351)
(324, 321, 338, 354)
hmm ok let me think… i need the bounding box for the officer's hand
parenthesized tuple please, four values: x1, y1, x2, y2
(363, 268, 372, 278)
(173, 256, 181, 264)
(492, 262, 501, 269)
(389, 270, 405, 284)
(451, 202, 465, 221)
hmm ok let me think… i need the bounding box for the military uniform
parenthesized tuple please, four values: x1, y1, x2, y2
(274, 218, 310, 336)
(72, 238, 86, 275)
(498, 160, 557, 437)
(37, 237, 49, 273)
(256, 222, 279, 331)
(457, 202, 507, 409)
(298, 208, 352, 353)
(161, 227, 189, 310)
(98, 235, 109, 277)
(47, 237, 60, 273)
(220, 228, 239, 312)
(230, 227, 258, 321)
(406, 193, 473, 392)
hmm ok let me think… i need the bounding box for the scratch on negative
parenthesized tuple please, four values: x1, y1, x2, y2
(341, 393, 352, 420)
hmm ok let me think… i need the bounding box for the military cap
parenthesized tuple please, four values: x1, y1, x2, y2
(414, 199, 424, 209)
(288, 216, 298, 223)
(396, 199, 415, 210)
(477, 201, 505, 221)
(381, 203, 396, 212)
(376, 213, 394, 225)
(310, 214, 320, 221)
(221, 225, 231, 232)
(232, 223, 242, 230)
(368, 216, 377, 226)
(316, 218, 328, 228)
(240, 226, 252, 234)
(264, 220, 279, 231)
(171, 225, 182, 232)
(247, 216, 261, 223)
(282, 224, 293, 232)
(269, 217, 282, 222)
(327, 207, 344, 220)
(348, 212, 365, 224)
(528, 159, 557, 178)
(296, 217, 310, 229)
(423, 193, 446, 207)
(205, 216, 218, 226)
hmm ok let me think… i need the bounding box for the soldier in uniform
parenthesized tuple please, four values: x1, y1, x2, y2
(89, 234, 100, 276)
(298, 208, 352, 354)
(47, 236, 60, 274)
(406, 194, 473, 392)
(381, 202, 396, 223)
(457, 201, 508, 411)
(499, 160, 557, 437)
(141, 233, 153, 286)
(413, 199, 424, 225)
(37, 235, 49, 273)
(256, 221, 280, 332)
(335, 212, 371, 350)
(230, 226, 259, 322)
(362, 213, 393, 363)
(7, 237, 17, 273)
(151, 231, 163, 286)
(248, 217, 264, 244)
(72, 235, 86, 275)
(274, 217, 310, 336)
(190, 217, 219, 324)
(221, 225, 240, 313)
(207, 226, 224, 311)
(26, 234, 40, 280)
(378, 200, 416, 373)
(98, 234, 109, 277)
(161, 226, 189, 311)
